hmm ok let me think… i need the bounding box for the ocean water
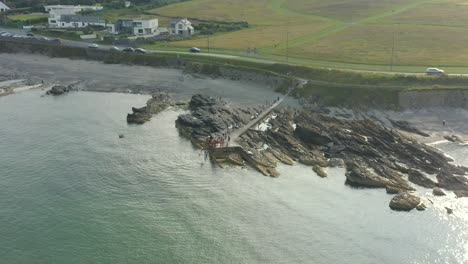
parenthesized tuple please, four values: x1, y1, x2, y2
(1, 90, 468, 264)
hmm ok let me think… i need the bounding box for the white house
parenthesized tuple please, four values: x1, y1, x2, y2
(44, 5, 103, 28)
(115, 18, 159, 37)
(0, 1, 10, 13)
(56, 15, 107, 28)
(169, 18, 194, 36)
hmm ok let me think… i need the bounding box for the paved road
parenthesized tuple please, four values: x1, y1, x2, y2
(1, 27, 468, 76)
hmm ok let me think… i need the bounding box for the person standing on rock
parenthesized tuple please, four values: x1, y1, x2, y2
(443, 120, 446, 126)
(220, 134, 225, 146)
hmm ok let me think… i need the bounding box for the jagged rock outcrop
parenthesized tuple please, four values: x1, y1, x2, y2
(46, 85, 75, 95)
(176, 97, 468, 207)
(313, 165, 327, 178)
(386, 185, 403, 194)
(389, 192, 422, 211)
(176, 94, 259, 146)
(127, 93, 175, 124)
(433, 187, 446, 196)
(444, 135, 464, 143)
(455, 190, 468, 198)
(408, 169, 437, 188)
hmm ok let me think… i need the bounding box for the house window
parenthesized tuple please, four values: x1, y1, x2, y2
(178, 24, 182, 29)
(50, 20, 56, 23)
(62, 23, 65, 26)
(171, 23, 175, 28)
(138, 29, 143, 34)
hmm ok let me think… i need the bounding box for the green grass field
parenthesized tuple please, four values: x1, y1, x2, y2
(139, 0, 468, 71)
(8, 13, 47, 22)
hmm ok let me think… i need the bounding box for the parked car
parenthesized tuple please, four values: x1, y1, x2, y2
(51, 38, 63, 45)
(426, 68, 444, 75)
(88, 44, 99, 49)
(0, 32, 11, 37)
(39, 37, 50, 41)
(190, 47, 201, 53)
(122, 47, 135, 53)
(110, 46, 120, 51)
(135, 48, 147, 54)
(26, 32, 34, 37)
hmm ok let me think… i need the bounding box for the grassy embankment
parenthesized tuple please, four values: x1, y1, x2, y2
(7, 13, 48, 22)
(142, 0, 468, 72)
(2, 38, 468, 108)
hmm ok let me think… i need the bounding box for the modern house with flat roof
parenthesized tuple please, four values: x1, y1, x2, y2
(115, 18, 159, 37)
(45, 5, 103, 28)
(0, 1, 10, 13)
(59, 15, 106, 28)
(169, 18, 194, 36)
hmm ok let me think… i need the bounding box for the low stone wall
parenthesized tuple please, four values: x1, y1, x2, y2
(399, 89, 468, 109)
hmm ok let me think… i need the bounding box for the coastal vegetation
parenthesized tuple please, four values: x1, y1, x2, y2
(2, 38, 468, 109)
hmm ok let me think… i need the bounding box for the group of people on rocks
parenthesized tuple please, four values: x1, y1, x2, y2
(207, 132, 231, 149)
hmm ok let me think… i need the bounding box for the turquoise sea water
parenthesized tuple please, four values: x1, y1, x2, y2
(1, 90, 468, 264)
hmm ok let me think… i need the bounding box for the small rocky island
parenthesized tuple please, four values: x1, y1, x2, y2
(46, 85, 76, 95)
(129, 93, 468, 212)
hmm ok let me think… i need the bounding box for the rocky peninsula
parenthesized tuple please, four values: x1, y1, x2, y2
(170, 94, 468, 212)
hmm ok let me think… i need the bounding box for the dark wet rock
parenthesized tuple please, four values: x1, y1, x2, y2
(444, 135, 464, 143)
(127, 106, 151, 124)
(328, 158, 345, 168)
(176, 94, 258, 145)
(416, 203, 427, 211)
(295, 125, 333, 146)
(390, 119, 430, 137)
(312, 165, 327, 178)
(127, 93, 173, 124)
(386, 185, 403, 194)
(445, 207, 453, 214)
(437, 173, 468, 193)
(408, 169, 437, 188)
(189, 94, 217, 109)
(389, 192, 421, 211)
(433, 187, 446, 196)
(455, 190, 468, 198)
(119, 134, 124, 138)
(46, 85, 75, 95)
(345, 161, 391, 188)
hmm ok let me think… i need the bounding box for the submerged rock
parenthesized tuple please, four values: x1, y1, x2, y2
(389, 192, 422, 211)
